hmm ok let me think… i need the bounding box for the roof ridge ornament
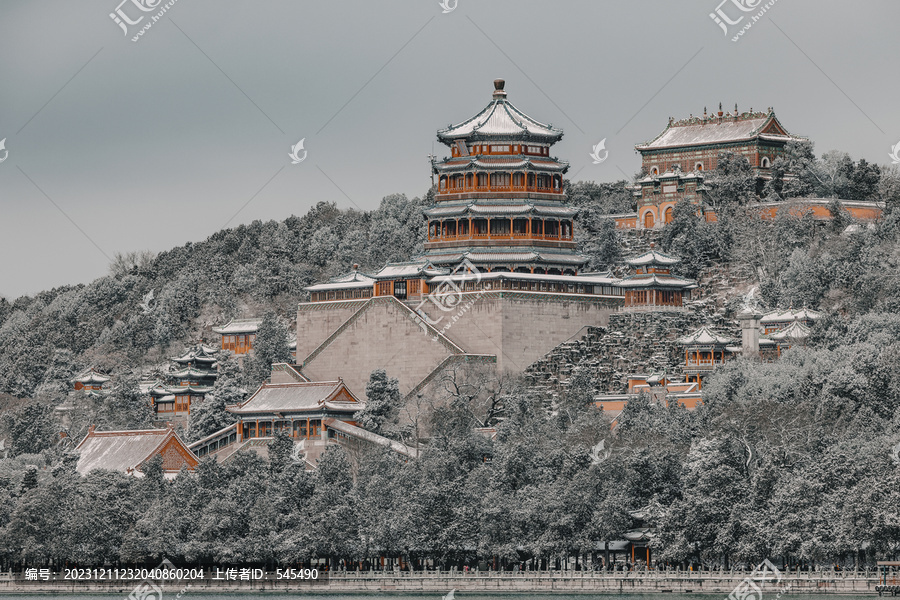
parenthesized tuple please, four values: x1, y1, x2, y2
(492, 78, 506, 99)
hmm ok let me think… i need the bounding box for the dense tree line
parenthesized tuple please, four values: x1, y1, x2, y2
(0, 194, 428, 400)
(2, 144, 900, 570)
(4, 312, 900, 571)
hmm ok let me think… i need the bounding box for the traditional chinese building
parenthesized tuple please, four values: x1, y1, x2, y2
(75, 425, 199, 478)
(677, 326, 734, 388)
(759, 307, 821, 334)
(767, 319, 811, 357)
(306, 266, 375, 303)
(296, 80, 626, 397)
(189, 373, 417, 468)
(146, 345, 219, 421)
(425, 79, 584, 275)
(213, 318, 262, 354)
(618, 105, 804, 230)
(619, 246, 696, 310)
(593, 378, 703, 420)
(72, 367, 110, 393)
(170, 345, 218, 387)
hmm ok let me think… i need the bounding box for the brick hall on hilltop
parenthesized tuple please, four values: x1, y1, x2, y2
(611, 104, 884, 230)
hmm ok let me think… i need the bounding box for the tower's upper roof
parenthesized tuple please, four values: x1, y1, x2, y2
(437, 79, 564, 144)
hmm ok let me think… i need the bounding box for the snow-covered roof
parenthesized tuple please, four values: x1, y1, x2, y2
(676, 326, 733, 346)
(768, 320, 811, 342)
(75, 427, 198, 476)
(533, 204, 578, 217)
(169, 366, 215, 379)
(468, 204, 533, 215)
(760, 308, 822, 325)
(623, 528, 655, 542)
(162, 385, 213, 394)
(423, 202, 577, 219)
(435, 156, 569, 173)
(212, 318, 262, 334)
(428, 271, 620, 286)
(625, 248, 681, 267)
(636, 109, 801, 151)
(329, 269, 376, 284)
(171, 345, 218, 364)
(72, 367, 110, 385)
(424, 205, 469, 218)
(617, 274, 697, 289)
(305, 280, 374, 292)
(437, 80, 564, 144)
(370, 261, 448, 280)
(140, 379, 167, 395)
(229, 381, 362, 415)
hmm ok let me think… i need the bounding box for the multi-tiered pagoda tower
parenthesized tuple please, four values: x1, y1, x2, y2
(297, 79, 625, 398)
(423, 79, 586, 275)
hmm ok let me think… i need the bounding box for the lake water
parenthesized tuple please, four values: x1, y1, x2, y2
(0, 594, 872, 599)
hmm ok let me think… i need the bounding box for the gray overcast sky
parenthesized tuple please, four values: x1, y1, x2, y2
(1, 0, 898, 298)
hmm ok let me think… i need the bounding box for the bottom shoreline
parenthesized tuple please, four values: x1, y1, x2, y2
(0, 572, 884, 595)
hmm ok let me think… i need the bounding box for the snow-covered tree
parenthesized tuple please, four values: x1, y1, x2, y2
(356, 369, 401, 437)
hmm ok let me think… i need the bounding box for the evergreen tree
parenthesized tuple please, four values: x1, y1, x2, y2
(268, 429, 294, 474)
(99, 374, 154, 430)
(186, 353, 242, 442)
(20, 466, 39, 492)
(245, 312, 291, 388)
(704, 152, 756, 207)
(660, 199, 719, 278)
(356, 369, 401, 436)
(0, 402, 57, 456)
(579, 215, 623, 271)
(827, 198, 851, 233)
(774, 139, 820, 199)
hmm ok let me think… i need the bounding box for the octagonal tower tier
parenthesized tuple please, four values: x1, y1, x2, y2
(424, 79, 587, 275)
